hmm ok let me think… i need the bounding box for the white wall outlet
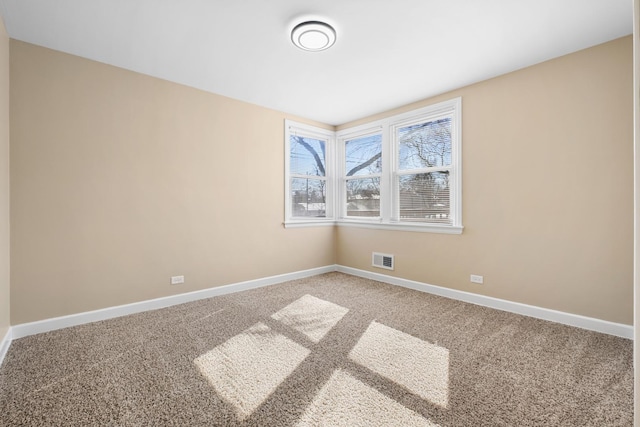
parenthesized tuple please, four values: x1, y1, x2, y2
(470, 274, 484, 284)
(171, 275, 185, 285)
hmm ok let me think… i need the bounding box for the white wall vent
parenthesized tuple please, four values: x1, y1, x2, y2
(372, 252, 394, 270)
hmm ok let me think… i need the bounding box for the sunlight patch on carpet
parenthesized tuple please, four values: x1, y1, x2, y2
(349, 321, 449, 407)
(295, 369, 440, 427)
(271, 294, 349, 343)
(194, 322, 310, 420)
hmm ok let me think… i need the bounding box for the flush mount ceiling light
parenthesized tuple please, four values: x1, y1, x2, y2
(291, 21, 336, 52)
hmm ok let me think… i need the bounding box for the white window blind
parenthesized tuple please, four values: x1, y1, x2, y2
(395, 117, 452, 224)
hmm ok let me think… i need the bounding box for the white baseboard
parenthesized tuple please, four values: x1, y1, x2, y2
(8, 263, 633, 342)
(336, 265, 634, 339)
(0, 327, 11, 367)
(11, 265, 337, 339)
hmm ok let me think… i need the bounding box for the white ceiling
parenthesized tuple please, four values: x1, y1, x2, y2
(0, 0, 633, 126)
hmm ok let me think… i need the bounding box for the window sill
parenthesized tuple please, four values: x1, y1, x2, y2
(284, 218, 464, 234)
(337, 220, 463, 234)
(284, 219, 337, 228)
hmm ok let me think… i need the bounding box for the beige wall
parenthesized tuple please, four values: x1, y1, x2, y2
(9, 41, 335, 324)
(338, 36, 634, 325)
(0, 18, 9, 339)
(7, 36, 634, 326)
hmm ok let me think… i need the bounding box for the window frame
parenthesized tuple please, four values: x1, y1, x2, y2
(284, 98, 462, 234)
(284, 120, 336, 228)
(337, 98, 462, 234)
(339, 128, 384, 222)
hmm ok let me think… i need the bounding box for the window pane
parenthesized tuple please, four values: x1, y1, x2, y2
(399, 172, 450, 223)
(290, 136, 326, 176)
(346, 178, 380, 217)
(291, 178, 326, 217)
(345, 134, 382, 177)
(398, 118, 451, 170)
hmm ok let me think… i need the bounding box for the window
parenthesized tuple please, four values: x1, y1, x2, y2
(344, 133, 382, 218)
(285, 98, 462, 234)
(393, 115, 455, 225)
(285, 121, 334, 226)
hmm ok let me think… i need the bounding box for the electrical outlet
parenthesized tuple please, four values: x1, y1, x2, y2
(171, 275, 185, 285)
(470, 274, 483, 284)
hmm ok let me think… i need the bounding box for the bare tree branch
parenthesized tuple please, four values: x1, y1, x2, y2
(347, 152, 382, 176)
(294, 136, 325, 176)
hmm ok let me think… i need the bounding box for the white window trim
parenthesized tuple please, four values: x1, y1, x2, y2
(284, 98, 463, 234)
(284, 120, 336, 228)
(336, 98, 463, 234)
(336, 220, 463, 234)
(336, 126, 384, 221)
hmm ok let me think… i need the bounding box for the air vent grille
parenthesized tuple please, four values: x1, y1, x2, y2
(372, 252, 394, 270)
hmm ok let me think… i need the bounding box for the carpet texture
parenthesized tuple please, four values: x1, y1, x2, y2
(0, 272, 633, 426)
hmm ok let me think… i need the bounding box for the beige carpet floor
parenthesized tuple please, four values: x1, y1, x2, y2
(0, 272, 633, 426)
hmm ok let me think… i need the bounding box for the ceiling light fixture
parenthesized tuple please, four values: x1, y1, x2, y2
(291, 21, 336, 52)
